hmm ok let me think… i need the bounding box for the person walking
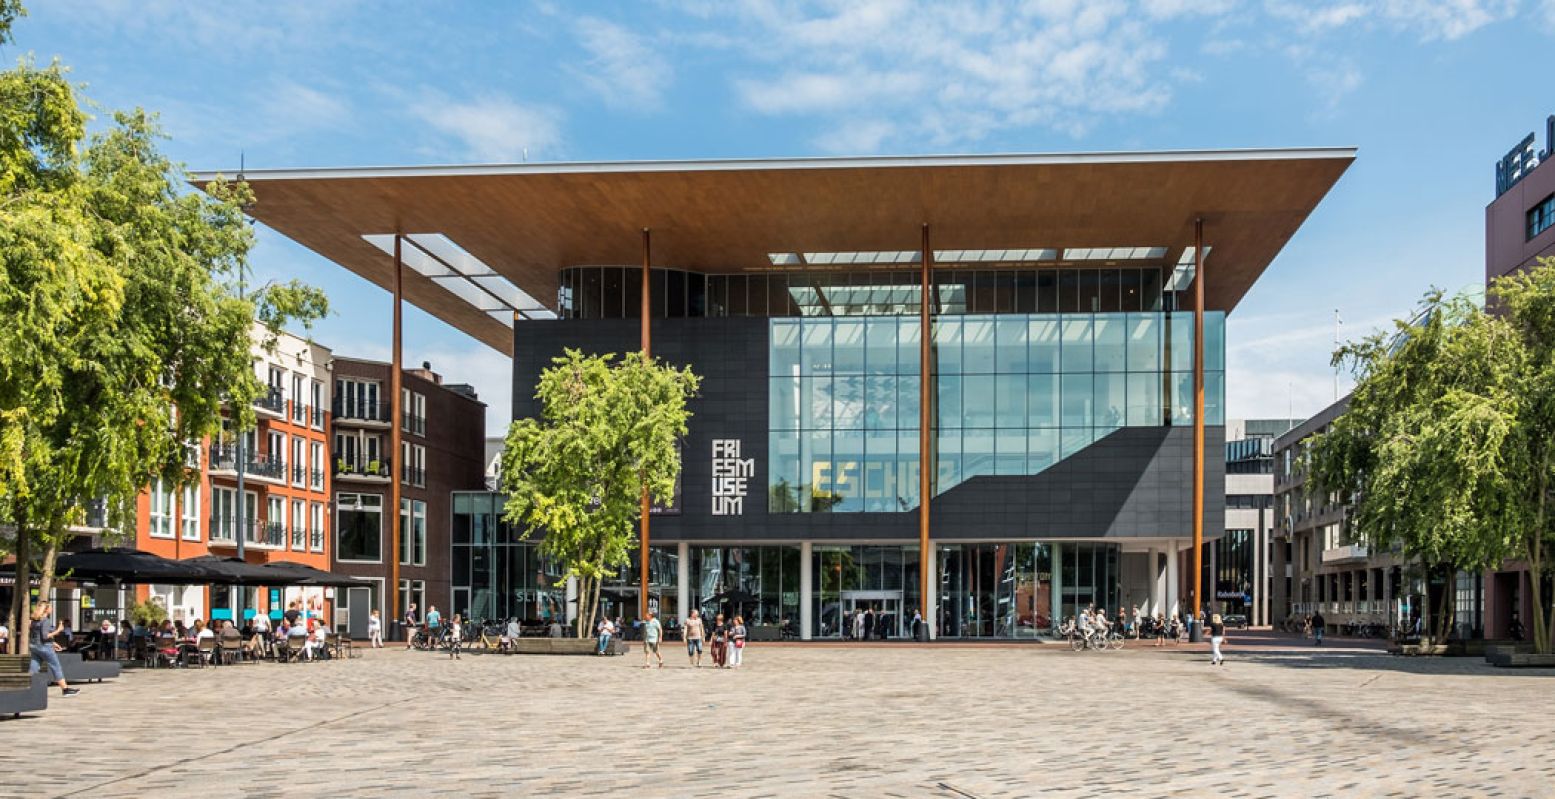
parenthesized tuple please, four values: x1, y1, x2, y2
(426, 605, 442, 635)
(368, 609, 383, 649)
(710, 612, 729, 668)
(448, 614, 463, 660)
(911, 608, 924, 641)
(640, 611, 664, 669)
(850, 608, 864, 641)
(1311, 611, 1326, 646)
(1209, 612, 1227, 666)
(683, 609, 705, 667)
(596, 616, 616, 656)
(403, 603, 419, 644)
(862, 607, 875, 642)
(729, 615, 747, 669)
(28, 602, 79, 697)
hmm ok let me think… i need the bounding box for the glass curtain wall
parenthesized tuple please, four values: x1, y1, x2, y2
(1056, 543, 1121, 625)
(451, 493, 566, 624)
(811, 545, 922, 639)
(937, 543, 1052, 639)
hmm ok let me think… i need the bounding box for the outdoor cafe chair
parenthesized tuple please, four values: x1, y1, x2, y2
(189, 638, 215, 668)
(286, 632, 309, 662)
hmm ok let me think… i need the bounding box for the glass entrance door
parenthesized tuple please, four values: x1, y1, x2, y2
(842, 591, 902, 639)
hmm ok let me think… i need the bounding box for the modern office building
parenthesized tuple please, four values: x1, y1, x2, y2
(205, 148, 1354, 638)
(329, 358, 486, 637)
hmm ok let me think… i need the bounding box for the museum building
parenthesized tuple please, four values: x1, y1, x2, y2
(208, 149, 1353, 639)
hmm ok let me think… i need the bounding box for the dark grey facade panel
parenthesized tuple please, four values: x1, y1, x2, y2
(513, 318, 1225, 544)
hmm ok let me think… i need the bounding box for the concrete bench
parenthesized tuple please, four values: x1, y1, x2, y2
(509, 637, 625, 656)
(1485, 647, 1555, 668)
(0, 655, 47, 718)
(58, 652, 121, 683)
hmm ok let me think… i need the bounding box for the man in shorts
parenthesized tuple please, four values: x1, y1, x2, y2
(682, 609, 705, 667)
(640, 611, 663, 669)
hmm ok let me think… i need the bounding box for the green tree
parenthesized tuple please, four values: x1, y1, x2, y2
(0, 5, 327, 651)
(1308, 262, 1555, 651)
(500, 350, 699, 638)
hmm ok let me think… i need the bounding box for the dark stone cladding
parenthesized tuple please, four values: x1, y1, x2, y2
(513, 317, 1224, 544)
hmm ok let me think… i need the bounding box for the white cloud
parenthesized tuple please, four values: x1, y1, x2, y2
(812, 119, 896, 154)
(261, 80, 350, 133)
(412, 94, 563, 163)
(715, 0, 1185, 149)
(409, 346, 513, 437)
(1142, 0, 1240, 19)
(571, 17, 674, 110)
(1542, 0, 1555, 29)
(1264, 0, 1515, 40)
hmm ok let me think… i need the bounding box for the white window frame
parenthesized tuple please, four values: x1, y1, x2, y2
(399, 498, 427, 567)
(266, 495, 285, 547)
(180, 483, 200, 541)
(310, 441, 324, 489)
(291, 373, 305, 422)
(311, 380, 325, 429)
(336, 492, 384, 563)
(291, 437, 306, 487)
(291, 498, 306, 550)
(149, 479, 174, 539)
(310, 501, 325, 553)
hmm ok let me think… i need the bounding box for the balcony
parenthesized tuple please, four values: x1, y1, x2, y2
(254, 387, 285, 416)
(252, 521, 285, 548)
(208, 517, 252, 546)
(333, 398, 391, 427)
(335, 457, 391, 482)
(1321, 544, 1369, 565)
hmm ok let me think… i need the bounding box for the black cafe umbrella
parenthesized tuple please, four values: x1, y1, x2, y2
(51, 547, 220, 585)
(259, 561, 368, 587)
(181, 555, 298, 586)
(708, 589, 760, 613)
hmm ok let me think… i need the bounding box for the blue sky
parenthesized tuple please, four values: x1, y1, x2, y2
(15, 0, 1555, 434)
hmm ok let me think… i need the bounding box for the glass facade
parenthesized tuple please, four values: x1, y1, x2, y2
(450, 493, 567, 623)
(813, 545, 922, 639)
(769, 312, 1224, 509)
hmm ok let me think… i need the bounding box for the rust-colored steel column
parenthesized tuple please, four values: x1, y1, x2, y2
(639, 228, 652, 620)
(919, 224, 933, 639)
(390, 233, 404, 630)
(1191, 218, 1205, 622)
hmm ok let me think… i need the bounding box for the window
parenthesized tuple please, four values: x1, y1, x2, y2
(402, 388, 427, 436)
(180, 484, 200, 541)
(291, 373, 305, 422)
(310, 442, 324, 488)
(291, 499, 306, 550)
(149, 479, 174, 538)
(265, 495, 285, 546)
(211, 487, 235, 542)
(310, 380, 325, 428)
(268, 365, 284, 392)
(337, 492, 383, 562)
(310, 502, 325, 552)
(291, 437, 305, 486)
(267, 431, 285, 479)
(336, 378, 382, 421)
(402, 441, 427, 487)
(1529, 193, 1555, 241)
(399, 579, 426, 622)
(400, 498, 427, 566)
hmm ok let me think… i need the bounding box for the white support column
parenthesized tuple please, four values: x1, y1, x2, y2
(1148, 547, 1163, 617)
(676, 541, 690, 626)
(1050, 542, 1063, 630)
(799, 541, 813, 640)
(1166, 543, 1180, 619)
(565, 576, 578, 625)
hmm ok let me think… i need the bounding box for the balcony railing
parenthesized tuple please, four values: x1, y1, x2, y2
(255, 387, 285, 415)
(292, 465, 308, 484)
(208, 445, 285, 480)
(335, 457, 391, 479)
(253, 521, 285, 548)
(333, 398, 391, 424)
(401, 465, 426, 487)
(310, 527, 323, 551)
(290, 526, 307, 550)
(208, 516, 253, 545)
(311, 406, 326, 427)
(403, 412, 426, 437)
(310, 468, 325, 488)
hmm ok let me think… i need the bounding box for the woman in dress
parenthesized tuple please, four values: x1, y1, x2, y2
(729, 615, 747, 669)
(368, 609, 383, 649)
(710, 612, 728, 668)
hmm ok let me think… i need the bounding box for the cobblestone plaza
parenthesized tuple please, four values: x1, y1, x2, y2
(5, 637, 1553, 798)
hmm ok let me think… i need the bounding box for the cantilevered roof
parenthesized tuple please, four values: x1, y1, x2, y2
(193, 148, 1355, 355)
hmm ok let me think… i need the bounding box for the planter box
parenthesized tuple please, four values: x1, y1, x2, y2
(0, 656, 46, 718)
(510, 637, 624, 656)
(57, 652, 120, 682)
(1486, 650, 1555, 668)
(1391, 643, 1450, 656)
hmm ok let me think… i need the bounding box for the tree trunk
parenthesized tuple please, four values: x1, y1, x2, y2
(586, 577, 603, 642)
(1531, 471, 1551, 654)
(7, 522, 28, 655)
(36, 531, 60, 607)
(1434, 563, 1456, 643)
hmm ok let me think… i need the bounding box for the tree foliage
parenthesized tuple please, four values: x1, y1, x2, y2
(0, 5, 328, 651)
(1309, 259, 1555, 651)
(500, 350, 699, 638)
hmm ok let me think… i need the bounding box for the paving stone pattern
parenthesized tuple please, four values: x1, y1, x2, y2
(3, 637, 1553, 798)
